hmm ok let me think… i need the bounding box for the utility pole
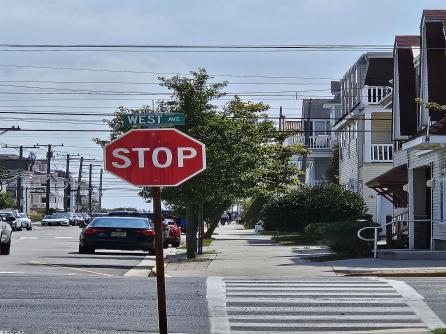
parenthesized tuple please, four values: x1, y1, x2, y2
(45, 145, 52, 215)
(98, 168, 103, 212)
(88, 163, 92, 216)
(76, 157, 83, 212)
(64, 154, 70, 212)
(300, 99, 312, 183)
(36, 144, 63, 215)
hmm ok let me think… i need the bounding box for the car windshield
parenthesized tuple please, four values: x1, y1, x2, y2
(19, 213, 27, 218)
(51, 213, 69, 218)
(0, 212, 13, 218)
(91, 218, 151, 229)
(79, 213, 88, 217)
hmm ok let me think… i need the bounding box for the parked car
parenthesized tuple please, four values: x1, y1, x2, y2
(76, 212, 91, 227)
(0, 211, 21, 231)
(0, 215, 13, 255)
(108, 211, 169, 245)
(78, 217, 156, 254)
(17, 212, 32, 230)
(41, 212, 70, 226)
(164, 219, 181, 248)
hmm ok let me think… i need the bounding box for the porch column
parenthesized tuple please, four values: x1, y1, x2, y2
(364, 112, 372, 163)
(408, 168, 415, 249)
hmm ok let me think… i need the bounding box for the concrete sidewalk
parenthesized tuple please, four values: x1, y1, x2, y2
(166, 224, 446, 278)
(166, 224, 335, 277)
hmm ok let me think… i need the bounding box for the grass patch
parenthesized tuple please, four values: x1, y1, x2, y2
(203, 238, 214, 247)
(433, 329, 446, 334)
(271, 233, 316, 246)
(308, 253, 364, 262)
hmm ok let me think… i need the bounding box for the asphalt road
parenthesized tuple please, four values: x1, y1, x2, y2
(0, 276, 210, 334)
(399, 277, 446, 325)
(1, 225, 153, 276)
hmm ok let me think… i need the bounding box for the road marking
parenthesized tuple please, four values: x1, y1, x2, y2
(207, 277, 230, 334)
(381, 278, 446, 330)
(54, 236, 74, 239)
(0, 272, 25, 274)
(18, 236, 38, 240)
(29, 260, 114, 277)
(123, 255, 155, 277)
(219, 278, 428, 333)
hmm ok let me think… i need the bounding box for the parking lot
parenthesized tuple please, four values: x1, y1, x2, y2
(1, 224, 174, 277)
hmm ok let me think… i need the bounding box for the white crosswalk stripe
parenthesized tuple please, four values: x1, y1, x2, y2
(209, 277, 431, 333)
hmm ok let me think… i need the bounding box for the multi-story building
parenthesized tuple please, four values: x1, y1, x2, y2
(333, 53, 394, 225)
(283, 82, 341, 185)
(369, 10, 446, 251)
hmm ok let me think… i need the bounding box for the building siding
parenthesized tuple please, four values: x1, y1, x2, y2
(407, 148, 446, 241)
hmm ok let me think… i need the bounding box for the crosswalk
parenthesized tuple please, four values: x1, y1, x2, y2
(207, 277, 437, 333)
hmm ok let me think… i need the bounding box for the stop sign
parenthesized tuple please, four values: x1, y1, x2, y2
(104, 129, 206, 187)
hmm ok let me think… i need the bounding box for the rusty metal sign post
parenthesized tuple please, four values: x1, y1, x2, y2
(104, 128, 206, 334)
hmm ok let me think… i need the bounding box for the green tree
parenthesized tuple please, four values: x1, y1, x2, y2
(98, 69, 306, 258)
(0, 192, 16, 209)
(326, 142, 340, 183)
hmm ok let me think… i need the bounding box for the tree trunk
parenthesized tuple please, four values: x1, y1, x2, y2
(204, 214, 220, 239)
(186, 203, 198, 259)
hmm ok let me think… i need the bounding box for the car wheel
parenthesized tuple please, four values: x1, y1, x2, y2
(172, 240, 181, 248)
(27, 225, 32, 231)
(0, 240, 11, 255)
(79, 244, 95, 254)
(163, 241, 169, 249)
(16, 226, 22, 231)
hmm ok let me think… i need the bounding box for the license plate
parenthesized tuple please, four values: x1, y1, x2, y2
(111, 232, 126, 237)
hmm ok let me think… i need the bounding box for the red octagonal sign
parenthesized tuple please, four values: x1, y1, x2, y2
(104, 129, 206, 187)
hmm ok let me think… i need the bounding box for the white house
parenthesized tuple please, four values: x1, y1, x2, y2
(371, 10, 446, 251)
(333, 53, 394, 225)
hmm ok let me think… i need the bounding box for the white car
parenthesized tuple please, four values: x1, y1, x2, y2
(17, 213, 32, 231)
(0, 216, 13, 255)
(41, 212, 70, 226)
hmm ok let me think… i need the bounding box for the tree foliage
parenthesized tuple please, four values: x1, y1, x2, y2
(0, 192, 15, 209)
(97, 69, 307, 257)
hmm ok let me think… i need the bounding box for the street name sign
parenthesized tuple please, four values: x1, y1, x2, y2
(123, 113, 185, 127)
(104, 128, 206, 187)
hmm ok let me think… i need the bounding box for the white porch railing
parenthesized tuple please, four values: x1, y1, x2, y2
(371, 144, 393, 162)
(362, 86, 392, 105)
(286, 135, 334, 149)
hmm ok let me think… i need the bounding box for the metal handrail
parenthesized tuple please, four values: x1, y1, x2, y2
(357, 219, 434, 259)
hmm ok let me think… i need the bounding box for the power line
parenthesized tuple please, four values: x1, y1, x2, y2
(0, 63, 336, 79)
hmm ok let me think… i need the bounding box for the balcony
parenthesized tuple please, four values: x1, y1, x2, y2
(285, 135, 334, 149)
(362, 86, 392, 105)
(371, 144, 393, 162)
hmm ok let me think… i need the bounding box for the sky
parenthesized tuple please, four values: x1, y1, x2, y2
(1, 0, 445, 210)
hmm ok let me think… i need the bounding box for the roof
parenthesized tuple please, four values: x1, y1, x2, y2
(422, 10, 446, 31)
(366, 164, 408, 188)
(394, 35, 420, 48)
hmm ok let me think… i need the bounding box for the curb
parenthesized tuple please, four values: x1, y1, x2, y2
(336, 270, 446, 277)
(149, 260, 170, 277)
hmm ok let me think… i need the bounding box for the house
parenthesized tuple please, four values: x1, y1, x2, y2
(283, 82, 341, 185)
(369, 10, 446, 251)
(333, 53, 394, 225)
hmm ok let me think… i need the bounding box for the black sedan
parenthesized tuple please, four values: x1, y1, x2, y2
(79, 217, 156, 254)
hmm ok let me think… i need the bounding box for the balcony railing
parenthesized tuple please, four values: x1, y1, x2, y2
(371, 144, 393, 162)
(286, 135, 334, 149)
(362, 86, 392, 105)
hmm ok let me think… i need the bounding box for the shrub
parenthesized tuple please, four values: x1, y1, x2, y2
(28, 211, 44, 222)
(243, 194, 272, 228)
(262, 182, 367, 232)
(305, 220, 378, 256)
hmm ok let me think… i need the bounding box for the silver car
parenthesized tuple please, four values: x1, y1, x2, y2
(0, 216, 13, 255)
(17, 212, 32, 230)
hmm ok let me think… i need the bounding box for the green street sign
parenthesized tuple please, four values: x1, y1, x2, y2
(124, 113, 185, 127)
